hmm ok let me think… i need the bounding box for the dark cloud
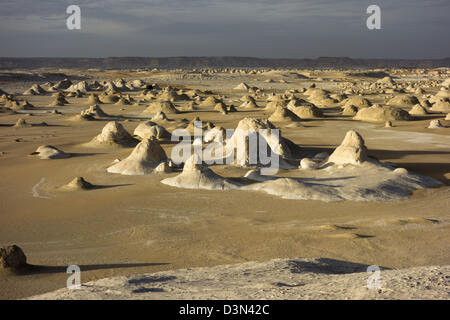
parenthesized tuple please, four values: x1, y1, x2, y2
(0, 0, 449, 58)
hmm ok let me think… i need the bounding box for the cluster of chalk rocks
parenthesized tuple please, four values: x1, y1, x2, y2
(27, 114, 443, 202)
(160, 128, 442, 202)
(242, 130, 442, 201)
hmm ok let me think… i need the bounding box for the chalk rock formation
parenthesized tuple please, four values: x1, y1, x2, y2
(428, 120, 444, 129)
(142, 101, 179, 114)
(268, 106, 301, 123)
(60, 177, 95, 191)
(161, 154, 239, 190)
(300, 158, 320, 169)
(234, 83, 250, 90)
(343, 96, 372, 109)
(327, 130, 368, 165)
(214, 102, 228, 114)
(107, 138, 168, 175)
(30, 145, 70, 159)
(133, 121, 171, 140)
(342, 104, 358, 116)
(353, 105, 411, 122)
(90, 121, 137, 147)
(387, 95, 420, 107)
(225, 118, 295, 167)
(81, 104, 108, 118)
(409, 104, 428, 115)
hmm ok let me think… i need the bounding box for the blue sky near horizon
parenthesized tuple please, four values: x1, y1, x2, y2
(0, 0, 449, 59)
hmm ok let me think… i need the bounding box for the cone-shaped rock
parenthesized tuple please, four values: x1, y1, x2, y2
(90, 121, 137, 147)
(107, 138, 168, 175)
(327, 130, 368, 165)
(161, 154, 239, 190)
(60, 177, 95, 191)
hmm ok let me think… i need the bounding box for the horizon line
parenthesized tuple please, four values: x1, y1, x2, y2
(1, 56, 449, 61)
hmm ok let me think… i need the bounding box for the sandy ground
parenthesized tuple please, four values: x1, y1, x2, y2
(29, 257, 450, 300)
(0, 69, 449, 299)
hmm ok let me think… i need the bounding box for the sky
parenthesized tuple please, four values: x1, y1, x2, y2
(0, 0, 449, 59)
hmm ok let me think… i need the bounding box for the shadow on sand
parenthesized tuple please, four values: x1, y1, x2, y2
(299, 145, 450, 161)
(69, 152, 107, 158)
(13, 262, 170, 276)
(88, 184, 133, 190)
(288, 258, 390, 275)
(128, 275, 176, 285)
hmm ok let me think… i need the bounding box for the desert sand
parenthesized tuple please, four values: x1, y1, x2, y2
(0, 67, 449, 300)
